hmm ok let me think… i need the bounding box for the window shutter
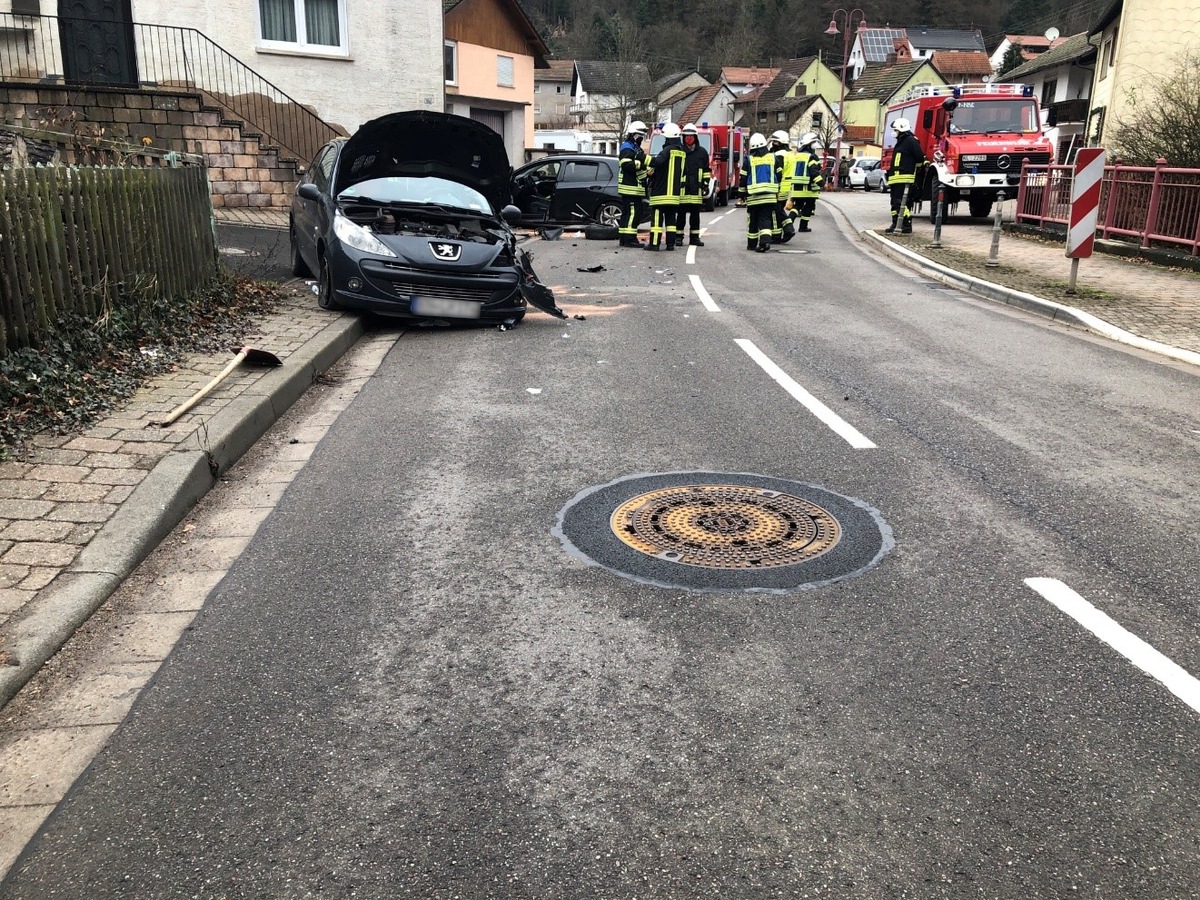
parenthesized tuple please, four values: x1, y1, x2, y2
(498, 55, 514, 88)
(12, 0, 41, 14)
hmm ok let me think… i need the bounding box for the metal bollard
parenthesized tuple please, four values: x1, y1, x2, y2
(985, 190, 1006, 267)
(930, 185, 945, 248)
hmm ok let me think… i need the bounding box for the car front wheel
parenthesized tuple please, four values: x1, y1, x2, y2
(290, 223, 311, 278)
(317, 257, 341, 311)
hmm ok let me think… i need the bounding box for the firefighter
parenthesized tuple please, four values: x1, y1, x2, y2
(645, 122, 685, 251)
(677, 123, 710, 246)
(788, 132, 824, 232)
(617, 120, 649, 247)
(769, 130, 793, 243)
(739, 132, 778, 252)
(885, 117, 925, 234)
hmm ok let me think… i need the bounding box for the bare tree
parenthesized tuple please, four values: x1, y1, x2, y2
(1112, 50, 1200, 167)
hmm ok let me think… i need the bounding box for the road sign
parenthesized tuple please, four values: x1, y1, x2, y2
(1067, 148, 1106, 259)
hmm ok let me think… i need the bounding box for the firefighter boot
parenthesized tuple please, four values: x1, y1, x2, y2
(756, 234, 771, 253)
(689, 234, 705, 246)
(901, 216, 913, 234)
(884, 214, 898, 234)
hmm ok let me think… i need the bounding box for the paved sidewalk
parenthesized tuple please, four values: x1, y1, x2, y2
(820, 191, 1200, 358)
(0, 287, 363, 706)
(214, 207, 290, 230)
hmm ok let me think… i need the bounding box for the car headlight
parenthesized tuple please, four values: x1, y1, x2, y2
(955, 174, 976, 187)
(333, 213, 396, 258)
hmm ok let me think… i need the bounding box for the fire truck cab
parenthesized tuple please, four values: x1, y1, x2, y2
(883, 83, 1054, 220)
(648, 123, 744, 209)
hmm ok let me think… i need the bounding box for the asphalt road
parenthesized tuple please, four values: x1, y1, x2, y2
(5, 206, 1200, 897)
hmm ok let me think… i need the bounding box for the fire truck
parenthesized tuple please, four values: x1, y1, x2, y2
(648, 123, 744, 209)
(882, 83, 1054, 220)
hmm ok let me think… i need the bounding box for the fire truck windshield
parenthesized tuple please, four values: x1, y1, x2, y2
(949, 99, 1039, 134)
(649, 134, 713, 154)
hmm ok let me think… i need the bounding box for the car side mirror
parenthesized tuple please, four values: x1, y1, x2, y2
(297, 183, 321, 202)
(501, 204, 523, 225)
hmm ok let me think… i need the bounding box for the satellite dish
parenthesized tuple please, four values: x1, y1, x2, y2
(982, 74, 993, 83)
(1044, 26, 1060, 41)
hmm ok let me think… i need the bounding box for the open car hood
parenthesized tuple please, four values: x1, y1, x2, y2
(334, 111, 512, 211)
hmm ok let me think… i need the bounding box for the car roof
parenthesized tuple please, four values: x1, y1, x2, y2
(521, 154, 618, 165)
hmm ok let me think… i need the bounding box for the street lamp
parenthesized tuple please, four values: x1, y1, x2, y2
(824, 9, 867, 191)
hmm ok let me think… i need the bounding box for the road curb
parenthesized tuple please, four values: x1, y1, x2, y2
(861, 230, 1200, 369)
(0, 314, 366, 709)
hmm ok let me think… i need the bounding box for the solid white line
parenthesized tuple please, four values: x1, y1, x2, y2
(688, 274, 720, 311)
(1026, 577, 1200, 716)
(686, 245, 697, 265)
(734, 339, 876, 449)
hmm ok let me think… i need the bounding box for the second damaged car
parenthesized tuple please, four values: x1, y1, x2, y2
(290, 111, 564, 324)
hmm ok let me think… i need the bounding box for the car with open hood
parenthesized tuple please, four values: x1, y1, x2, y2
(290, 111, 565, 324)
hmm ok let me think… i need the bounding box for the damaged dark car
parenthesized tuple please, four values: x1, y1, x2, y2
(290, 111, 565, 324)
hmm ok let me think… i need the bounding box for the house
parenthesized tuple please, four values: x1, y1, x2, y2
(677, 83, 736, 129)
(904, 27, 987, 61)
(731, 69, 835, 145)
(1086, 0, 1200, 150)
(997, 32, 1095, 162)
(443, 0, 550, 166)
(654, 71, 710, 124)
(848, 28, 910, 80)
(720, 66, 780, 95)
(730, 59, 841, 130)
(840, 51, 946, 146)
(0, 0, 442, 210)
(930, 51, 994, 85)
(989, 33, 1068, 72)
(570, 60, 653, 155)
(534, 59, 575, 129)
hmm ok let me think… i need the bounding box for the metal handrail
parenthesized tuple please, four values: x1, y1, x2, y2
(0, 12, 340, 165)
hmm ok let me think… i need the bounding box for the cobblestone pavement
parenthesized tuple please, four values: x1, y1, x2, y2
(821, 191, 1200, 355)
(0, 289, 339, 641)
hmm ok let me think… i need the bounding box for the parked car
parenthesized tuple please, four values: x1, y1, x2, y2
(848, 157, 881, 189)
(510, 154, 624, 227)
(290, 111, 565, 324)
(864, 160, 889, 192)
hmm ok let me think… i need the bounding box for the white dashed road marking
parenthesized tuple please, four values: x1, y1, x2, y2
(688, 275, 720, 312)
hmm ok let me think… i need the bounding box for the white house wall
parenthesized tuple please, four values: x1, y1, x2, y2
(130, 0, 443, 135)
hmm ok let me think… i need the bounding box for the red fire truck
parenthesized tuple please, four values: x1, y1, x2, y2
(882, 83, 1054, 220)
(649, 123, 744, 209)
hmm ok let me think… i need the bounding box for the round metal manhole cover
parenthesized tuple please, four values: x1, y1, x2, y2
(611, 485, 840, 569)
(554, 472, 892, 593)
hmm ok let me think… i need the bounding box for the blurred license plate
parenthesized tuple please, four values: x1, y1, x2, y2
(962, 154, 986, 162)
(410, 296, 482, 319)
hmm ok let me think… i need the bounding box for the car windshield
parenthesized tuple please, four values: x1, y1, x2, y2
(949, 99, 1039, 134)
(338, 176, 493, 215)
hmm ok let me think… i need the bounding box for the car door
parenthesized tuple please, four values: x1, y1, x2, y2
(512, 159, 561, 223)
(292, 144, 335, 273)
(551, 158, 606, 223)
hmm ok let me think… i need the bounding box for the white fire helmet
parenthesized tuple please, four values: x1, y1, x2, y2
(892, 118, 912, 133)
(627, 120, 648, 138)
(661, 122, 682, 139)
(797, 132, 819, 149)
(771, 130, 790, 145)
(682, 123, 699, 135)
(749, 132, 768, 150)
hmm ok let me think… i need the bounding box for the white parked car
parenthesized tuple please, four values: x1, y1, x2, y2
(849, 158, 888, 191)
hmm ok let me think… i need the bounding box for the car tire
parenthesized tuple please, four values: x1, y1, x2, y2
(880, 179, 889, 193)
(317, 257, 341, 311)
(584, 223, 619, 241)
(596, 200, 622, 227)
(289, 223, 311, 278)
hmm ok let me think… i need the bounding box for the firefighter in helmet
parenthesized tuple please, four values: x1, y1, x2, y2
(788, 132, 824, 233)
(769, 130, 793, 243)
(617, 120, 649, 247)
(677, 123, 711, 246)
(645, 122, 685, 250)
(885, 117, 925, 234)
(740, 132, 778, 252)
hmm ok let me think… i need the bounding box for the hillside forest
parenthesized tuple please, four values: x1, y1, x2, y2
(524, 0, 1112, 78)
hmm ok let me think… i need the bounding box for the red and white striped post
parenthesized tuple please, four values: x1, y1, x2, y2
(1066, 147, 1106, 293)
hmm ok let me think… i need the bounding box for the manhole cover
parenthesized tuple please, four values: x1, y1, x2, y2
(611, 484, 840, 569)
(554, 472, 892, 593)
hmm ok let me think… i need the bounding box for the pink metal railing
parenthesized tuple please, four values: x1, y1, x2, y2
(1015, 158, 1200, 256)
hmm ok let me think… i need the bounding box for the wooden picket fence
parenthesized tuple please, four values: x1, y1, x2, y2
(0, 163, 217, 356)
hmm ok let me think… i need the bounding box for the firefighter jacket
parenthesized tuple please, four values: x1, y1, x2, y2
(788, 150, 824, 199)
(618, 139, 648, 197)
(740, 147, 779, 206)
(888, 132, 926, 185)
(647, 138, 686, 206)
(680, 140, 710, 205)
(774, 148, 792, 195)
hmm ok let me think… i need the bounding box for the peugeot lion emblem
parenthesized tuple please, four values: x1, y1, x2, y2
(997, 155, 1011, 170)
(430, 242, 462, 261)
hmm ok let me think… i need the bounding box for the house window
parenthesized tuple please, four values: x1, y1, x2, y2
(534, 104, 541, 114)
(12, 0, 39, 15)
(534, 83, 541, 93)
(776, 112, 786, 123)
(812, 111, 823, 127)
(1100, 35, 1112, 78)
(556, 85, 564, 93)
(258, 0, 348, 55)
(758, 113, 767, 124)
(444, 41, 457, 85)
(498, 55, 514, 88)
(1041, 79, 1057, 106)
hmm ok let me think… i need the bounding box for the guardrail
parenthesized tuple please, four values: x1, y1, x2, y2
(0, 12, 340, 165)
(1015, 158, 1200, 257)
